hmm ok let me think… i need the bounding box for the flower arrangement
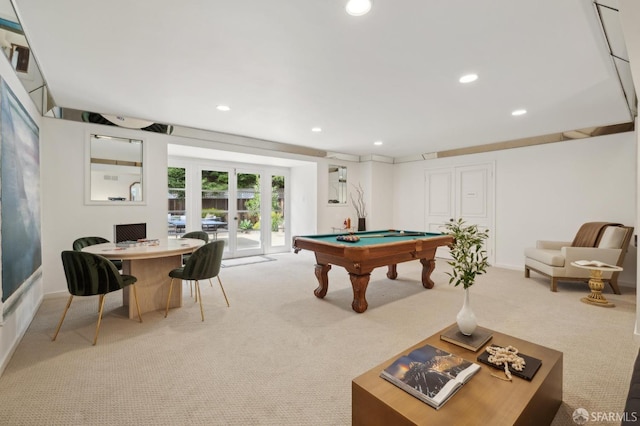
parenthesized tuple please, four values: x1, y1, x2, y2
(444, 218, 489, 289)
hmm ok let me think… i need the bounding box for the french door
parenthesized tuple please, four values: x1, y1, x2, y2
(169, 161, 288, 258)
(215, 168, 288, 257)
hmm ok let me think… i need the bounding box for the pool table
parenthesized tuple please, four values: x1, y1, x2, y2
(292, 230, 453, 313)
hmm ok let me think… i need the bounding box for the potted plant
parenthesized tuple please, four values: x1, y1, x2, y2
(444, 218, 489, 335)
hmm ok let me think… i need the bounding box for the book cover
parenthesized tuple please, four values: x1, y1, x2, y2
(440, 324, 493, 352)
(476, 345, 542, 381)
(380, 344, 480, 409)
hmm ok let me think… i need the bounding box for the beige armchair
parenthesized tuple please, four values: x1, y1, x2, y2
(524, 223, 633, 293)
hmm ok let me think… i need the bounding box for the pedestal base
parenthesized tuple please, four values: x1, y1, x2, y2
(581, 296, 615, 308)
(580, 268, 617, 308)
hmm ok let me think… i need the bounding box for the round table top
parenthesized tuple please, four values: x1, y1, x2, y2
(570, 261, 623, 272)
(81, 238, 205, 260)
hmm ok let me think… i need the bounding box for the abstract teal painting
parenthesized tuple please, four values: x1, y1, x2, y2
(0, 79, 41, 303)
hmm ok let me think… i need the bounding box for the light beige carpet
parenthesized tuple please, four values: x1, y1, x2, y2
(0, 251, 637, 425)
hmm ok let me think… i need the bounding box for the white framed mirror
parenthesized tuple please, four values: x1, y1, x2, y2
(85, 133, 145, 205)
(328, 164, 347, 204)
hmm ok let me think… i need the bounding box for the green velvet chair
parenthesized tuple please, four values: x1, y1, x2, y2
(181, 231, 209, 243)
(73, 236, 123, 271)
(165, 240, 229, 321)
(53, 251, 142, 345)
(180, 231, 211, 295)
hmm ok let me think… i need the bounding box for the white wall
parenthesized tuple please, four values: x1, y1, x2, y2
(0, 51, 43, 373)
(41, 119, 171, 295)
(290, 164, 318, 236)
(364, 160, 394, 231)
(393, 131, 637, 286)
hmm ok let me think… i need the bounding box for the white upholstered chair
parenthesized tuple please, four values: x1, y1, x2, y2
(524, 223, 633, 294)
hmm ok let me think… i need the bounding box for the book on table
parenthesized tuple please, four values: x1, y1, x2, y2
(440, 324, 493, 352)
(379, 343, 481, 410)
(574, 260, 617, 268)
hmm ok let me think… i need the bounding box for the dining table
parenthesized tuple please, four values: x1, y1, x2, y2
(82, 237, 205, 318)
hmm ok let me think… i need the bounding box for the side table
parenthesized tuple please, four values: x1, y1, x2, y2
(571, 261, 622, 308)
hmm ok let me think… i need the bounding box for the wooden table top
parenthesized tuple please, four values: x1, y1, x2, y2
(81, 237, 204, 260)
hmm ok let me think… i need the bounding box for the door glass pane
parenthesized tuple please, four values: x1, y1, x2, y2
(271, 175, 285, 248)
(237, 172, 261, 251)
(202, 170, 229, 247)
(168, 167, 186, 238)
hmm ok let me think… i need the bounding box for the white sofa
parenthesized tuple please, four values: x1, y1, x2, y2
(524, 224, 633, 293)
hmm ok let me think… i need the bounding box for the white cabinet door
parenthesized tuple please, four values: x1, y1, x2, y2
(425, 162, 494, 263)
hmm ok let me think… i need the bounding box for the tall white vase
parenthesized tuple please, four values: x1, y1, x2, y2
(456, 288, 477, 336)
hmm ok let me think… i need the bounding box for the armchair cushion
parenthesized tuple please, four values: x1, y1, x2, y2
(524, 248, 565, 267)
(598, 226, 626, 249)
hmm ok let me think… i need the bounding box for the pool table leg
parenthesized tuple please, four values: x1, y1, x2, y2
(350, 273, 371, 313)
(387, 264, 398, 280)
(420, 258, 436, 289)
(314, 263, 331, 298)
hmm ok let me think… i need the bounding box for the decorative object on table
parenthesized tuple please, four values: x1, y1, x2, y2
(444, 218, 489, 336)
(350, 183, 367, 231)
(477, 344, 542, 381)
(380, 343, 480, 410)
(440, 323, 493, 352)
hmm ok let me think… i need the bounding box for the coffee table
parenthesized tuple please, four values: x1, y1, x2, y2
(352, 324, 562, 425)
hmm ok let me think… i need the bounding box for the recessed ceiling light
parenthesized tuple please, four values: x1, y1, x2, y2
(511, 109, 527, 116)
(216, 105, 230, 111)
(346, 0, 372, 16)
(459, 74, 478, 84)
(373, 140, 383, 146)
(311, 127, 322, 132)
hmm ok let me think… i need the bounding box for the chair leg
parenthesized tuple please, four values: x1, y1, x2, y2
(550, 278, 558, 292)
(131, 284, 143, 322)
(524, 267, 530, 278)
(165, 278, 175, 318)
(216, 276, 230, 307)
(52, 295, 74, 341)
(608, 277, 622, 295)
(195, 280, 204, 321)
(93, 294, 107, 345)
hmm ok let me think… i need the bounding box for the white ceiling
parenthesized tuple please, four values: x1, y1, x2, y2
(11, 0, 635, 159)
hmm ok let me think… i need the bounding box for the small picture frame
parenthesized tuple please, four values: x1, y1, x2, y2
(10, 43, 29, 73)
